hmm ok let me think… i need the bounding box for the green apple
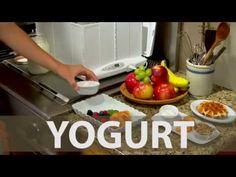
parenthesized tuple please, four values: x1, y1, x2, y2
(135, 75, 142, 81)
(138, 65, 145, 71)
(134, 68, 140, 75)
(143, 76, 151, 84)
(145, 68, 152, 77)
(137, 71, 146, 80)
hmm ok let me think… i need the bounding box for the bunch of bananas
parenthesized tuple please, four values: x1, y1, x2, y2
(160, 60, 189, 92)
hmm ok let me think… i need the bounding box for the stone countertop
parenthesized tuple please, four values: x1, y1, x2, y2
(66, 84, 236, 155)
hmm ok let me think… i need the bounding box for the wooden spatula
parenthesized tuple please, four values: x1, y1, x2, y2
(205, 29, 216, 52)
(202, 22, 230, 65)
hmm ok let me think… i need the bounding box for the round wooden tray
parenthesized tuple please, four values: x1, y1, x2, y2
(120, 83, 188, 105)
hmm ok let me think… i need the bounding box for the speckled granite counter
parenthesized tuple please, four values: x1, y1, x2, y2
(66, 85, 236, 155)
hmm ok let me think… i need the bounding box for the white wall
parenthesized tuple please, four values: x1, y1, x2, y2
(178, 22, 203, 71)
(213, 22, 236, 91)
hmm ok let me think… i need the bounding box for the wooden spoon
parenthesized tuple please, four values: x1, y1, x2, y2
(205, 29, 216, 52)
(202, 22, 230, 65)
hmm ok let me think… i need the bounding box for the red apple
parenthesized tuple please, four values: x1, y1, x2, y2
(133, 83, 154, 100)
(154, 83, 176, 100)
(151, 75, 167, 86)
(125, 73, 139, 93)
(151, 65, 168, 85)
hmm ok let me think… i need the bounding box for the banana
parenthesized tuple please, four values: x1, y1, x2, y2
(179, 86, 189, 91)
(161, 60, 189, 88)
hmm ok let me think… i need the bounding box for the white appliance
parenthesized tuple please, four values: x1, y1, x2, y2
(35, 22, 156, 80)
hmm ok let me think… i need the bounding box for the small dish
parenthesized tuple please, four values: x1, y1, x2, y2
(72, 94, 146, 132)
(14, 56, 28, 65)
(193, 122, 216, 141)
(159, 105, 179, 124)
(151, 112, 220, 145)
(77, 81, 100, 95)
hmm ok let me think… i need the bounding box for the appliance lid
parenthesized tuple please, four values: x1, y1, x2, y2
(142, 22, 157, 58)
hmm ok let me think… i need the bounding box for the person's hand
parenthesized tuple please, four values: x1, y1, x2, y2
(57, 64, 98, 91)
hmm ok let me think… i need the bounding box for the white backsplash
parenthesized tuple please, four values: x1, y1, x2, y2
(214, 22, 236, 91)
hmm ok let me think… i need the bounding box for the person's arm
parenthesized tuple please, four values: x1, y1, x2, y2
(0, 22, 97, 90)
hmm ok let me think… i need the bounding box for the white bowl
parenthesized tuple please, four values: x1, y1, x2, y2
(159, 105, 179, 124)
(77, 81, 100, 95)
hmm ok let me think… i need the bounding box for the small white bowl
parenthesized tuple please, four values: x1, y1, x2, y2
(159, 105, 179, 124)
(77, 81, 100, 95)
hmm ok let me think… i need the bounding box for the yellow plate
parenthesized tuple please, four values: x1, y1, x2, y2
(120, 83, 188, 105)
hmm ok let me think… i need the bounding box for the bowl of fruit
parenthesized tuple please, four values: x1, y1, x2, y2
(120, 60, 189, 105)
